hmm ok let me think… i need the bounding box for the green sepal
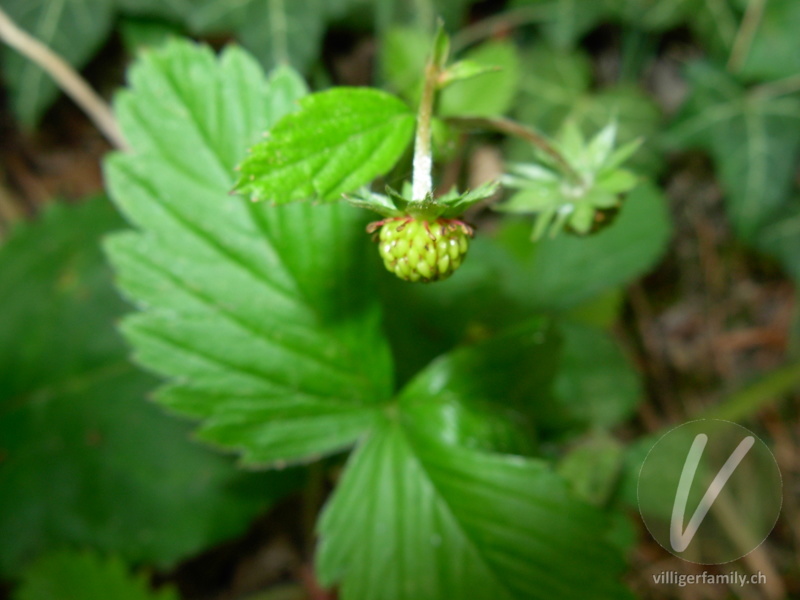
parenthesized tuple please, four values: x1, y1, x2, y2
(345, 180, 500, 221)
(436, 180, 501, 217)
(343, 188, 405, 218)
(500, 122, 641, 239)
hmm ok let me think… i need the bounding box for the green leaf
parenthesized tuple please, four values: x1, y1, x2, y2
(510, 0, 612, 48)
(739, 0, 800, 80)
(380, 26, 430, 101)
(105, 40, 393, 467)
(375, 184, 668, 385)
(234, 0, 327, 72)
(667, 61, 800, 240)
(118, 0, 346, 72)
(610, 0, 694, 30)
(118, 17, 182, 53)
(317, 417, 633, 600)
(439, 40, 520, 117)
(553, 321, 641, 430)
(13, 551, 178, 600)
(515, 43, 592, 130)
(557, 431, 624, 506)
(235, 88, 415, 204)
(507, 182, 672, 310)
(439, 60, 499, 89)
(0, 0, 115, 126)
(398, 319, 559, 456)
(514, 46, 663, 176)
(688, 0, 741, 60)
(0, 198, 297, 577)
(114, 0, 191, 22)
(755, 202, 800, 282)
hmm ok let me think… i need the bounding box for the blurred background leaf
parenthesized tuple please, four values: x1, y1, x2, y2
(0, 0, 115, 127)
(0, 198, 302, 577)
(667, 62, 800, 240)
(13, 551, 178, 600)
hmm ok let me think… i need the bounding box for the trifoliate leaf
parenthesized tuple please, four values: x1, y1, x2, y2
(105, 40, 393, 467)
(235, 88, 415, 204)
(0, 199, 296, 577)
(13, 551, 178, 600)
(317, 417, 634, 600)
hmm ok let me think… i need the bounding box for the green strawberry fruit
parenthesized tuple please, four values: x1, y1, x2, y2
(372, 217, 471, 283)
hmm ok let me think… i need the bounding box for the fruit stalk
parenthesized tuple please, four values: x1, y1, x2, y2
(411, 48, 441, 201)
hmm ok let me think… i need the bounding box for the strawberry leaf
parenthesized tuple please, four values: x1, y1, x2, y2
(317, 416, 634, 600)
(235, 88, 415, 204)
(105, 40, 393, 467)
(0, 198, 295, 577)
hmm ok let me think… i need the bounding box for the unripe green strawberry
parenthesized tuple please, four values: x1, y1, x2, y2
(370, 217, 471, 283)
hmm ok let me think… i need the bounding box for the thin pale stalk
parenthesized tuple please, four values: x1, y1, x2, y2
(0, 6, 127, 150)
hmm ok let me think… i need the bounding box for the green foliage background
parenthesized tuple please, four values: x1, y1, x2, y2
(1, 0, 799, 599)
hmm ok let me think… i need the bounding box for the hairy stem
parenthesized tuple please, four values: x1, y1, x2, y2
(411, 60, 439, 201)
(0, 6, 127, 150)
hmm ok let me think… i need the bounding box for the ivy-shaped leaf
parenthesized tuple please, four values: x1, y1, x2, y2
(105, 40, 394, 467)
(0, 0, 115, 126)
(13, 551, 178, 600)
(0, 199, 296, 577)
(317, 417, 634, 600)
(667, 61, 800, 240)
(235, 88, 415, 204)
